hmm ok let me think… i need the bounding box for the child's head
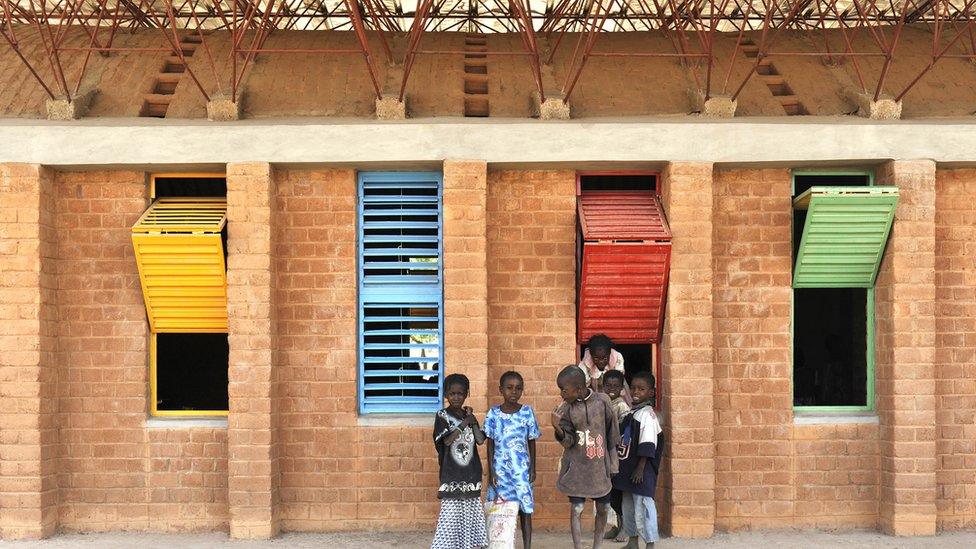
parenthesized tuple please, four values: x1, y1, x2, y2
(498, 371, 524, 405)
(630, 371, 656, 405)
(587, 334, 613, 371)
(556, 365, 588, 403)
(602, 370, 625, 400)
(443, 373, 470, 409)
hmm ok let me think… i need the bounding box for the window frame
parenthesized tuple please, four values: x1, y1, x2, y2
(356, 171, 445, 415)
(145, 172, 229, 418)
(575, 171, 665, 410)
(791, 170, 876, 413)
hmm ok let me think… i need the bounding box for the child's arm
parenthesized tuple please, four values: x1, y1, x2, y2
(632, 410, 662, 484)
(433, 413, 458, 447)
(631, 456, 648, 484)
(528, 438, 537, 483)
(471, 414, 486, 445)
(486, 438, 496, 487)
(551, 408, 575, 449)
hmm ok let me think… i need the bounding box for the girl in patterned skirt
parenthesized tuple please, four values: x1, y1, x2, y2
(431, 373, 489, 549)
(484, 370, 542, 549)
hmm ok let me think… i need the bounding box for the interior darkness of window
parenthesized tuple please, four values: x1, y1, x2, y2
(793, 174, 870, 257)
(154, 177, 227, 198)
(579, 175, 657, 193)
(156, 333, 229, 412)
(581, 343, 653, 384)
(793, 288, 867, 407)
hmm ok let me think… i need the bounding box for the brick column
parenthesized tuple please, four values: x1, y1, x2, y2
(875, 160, 937, 536)
(226, 162, 279, 539)
(443, 161, 489, 412)
(0, 164, 58, 539)
(660, 162, 716, 538)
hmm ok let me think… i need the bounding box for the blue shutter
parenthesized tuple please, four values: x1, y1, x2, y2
(358, 172, 444, 414)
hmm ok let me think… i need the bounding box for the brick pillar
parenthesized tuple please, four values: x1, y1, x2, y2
(660, 162, 716, 538)
(443, 161, 489, 413)
(875, 160, 937, 536)
(226, 162, 279, 539)
(0, 164, 58, 539)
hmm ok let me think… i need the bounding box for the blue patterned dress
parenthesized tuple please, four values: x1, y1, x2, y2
(484, 404, 542, 513)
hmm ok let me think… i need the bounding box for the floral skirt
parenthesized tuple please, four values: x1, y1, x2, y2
(431, 497, 488, 549)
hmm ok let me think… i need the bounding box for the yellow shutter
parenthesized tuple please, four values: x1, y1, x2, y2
(131, 198, 228, 333)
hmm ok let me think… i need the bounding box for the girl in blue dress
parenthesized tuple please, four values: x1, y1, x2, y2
(484, 370, 541, 549)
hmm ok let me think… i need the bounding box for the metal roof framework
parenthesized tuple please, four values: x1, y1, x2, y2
(1, 0, 974, 112)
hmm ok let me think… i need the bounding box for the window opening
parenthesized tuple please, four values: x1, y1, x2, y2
(579, 174, 657, 193)
(793, 288, 868, 407)
(153, 176, 227, 198)
(358, 172, 444, 414)
(137, 173, 230, 417)
(153, 333, 229, 414)
(579, 342, 662, 408)
(792, 173, 874, 410)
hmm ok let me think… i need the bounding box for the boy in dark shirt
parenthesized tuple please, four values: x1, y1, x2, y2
(551, 365, 620, 549)
(612, 371, 662, 549)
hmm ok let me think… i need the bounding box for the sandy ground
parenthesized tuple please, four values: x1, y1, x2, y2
(3, 531, 976, 548)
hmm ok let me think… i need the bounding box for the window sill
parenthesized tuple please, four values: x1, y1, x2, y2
(357, 413, 433, 428)
(793, 412, 878, 425)
(146, 417, 228, 429)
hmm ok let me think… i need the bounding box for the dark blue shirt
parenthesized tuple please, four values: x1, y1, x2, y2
(612, 406, 663, 497)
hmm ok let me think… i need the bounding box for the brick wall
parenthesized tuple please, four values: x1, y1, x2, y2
(712, 168, 794, 530)
(486, 169, 577, 528)
(660, 162, 715, 537)
(273, 168, 440, 532)
(934, 168, 976, 531)
(274, 168, 359, 530)
(793, 423, 879, 529)
(227, 163, 280, 538)
(55, 171, 228, 533)
(1, 162, 971, 538)
(146, 428, 228, 531)
(443, 161, 489, 413)
(0, 164, 57, 539)
(875, 160, 937, 536)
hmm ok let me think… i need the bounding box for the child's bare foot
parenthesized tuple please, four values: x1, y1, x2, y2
(620, 537, 639, 549)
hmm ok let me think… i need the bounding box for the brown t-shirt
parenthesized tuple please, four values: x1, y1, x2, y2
(556, 390, 621, 498)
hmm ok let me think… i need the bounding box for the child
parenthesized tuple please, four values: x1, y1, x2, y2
(578, 334, 631, 404)
(601, 369, 631, 542)
(431, 373, 488, 549)
(484, 371, 541, 549)
(551, 365, 620, 549)
(613, 371, 663, 549)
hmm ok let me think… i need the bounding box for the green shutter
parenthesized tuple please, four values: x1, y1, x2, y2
(793, 186, 899, 288)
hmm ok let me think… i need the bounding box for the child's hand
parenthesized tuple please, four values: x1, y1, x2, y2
(550, 403, 565, 428)
(631, 467, 644, 485)
(488, 471, 497, 488)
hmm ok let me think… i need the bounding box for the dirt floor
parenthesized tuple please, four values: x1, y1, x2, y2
(3, 531, 976, 548)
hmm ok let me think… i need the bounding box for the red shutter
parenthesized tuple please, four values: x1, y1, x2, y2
(578, 192, 672, 344)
